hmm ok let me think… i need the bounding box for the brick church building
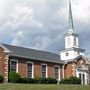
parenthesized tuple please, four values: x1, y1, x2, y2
(0, 0, 90, 85)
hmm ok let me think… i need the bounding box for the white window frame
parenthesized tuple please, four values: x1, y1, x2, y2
(10, 59, 18, 73)
(54, 65, 60, 81)
(41, 64, 48, 78)
(26, 61, 34, 78)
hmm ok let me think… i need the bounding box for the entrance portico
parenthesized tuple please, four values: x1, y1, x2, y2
(76, 65, 88, 85)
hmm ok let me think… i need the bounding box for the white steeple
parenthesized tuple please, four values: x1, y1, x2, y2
(65, 0, 79, 49)
(60, 0, 85, 61)
(68, 0, 74, 34)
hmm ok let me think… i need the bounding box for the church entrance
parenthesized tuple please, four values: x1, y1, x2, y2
(76, 68, 88, 85)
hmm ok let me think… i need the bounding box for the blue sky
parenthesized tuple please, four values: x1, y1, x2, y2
(0, 0, 90, 56)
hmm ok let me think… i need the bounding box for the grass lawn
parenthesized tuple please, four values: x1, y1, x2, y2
(0, 83, 90, 90)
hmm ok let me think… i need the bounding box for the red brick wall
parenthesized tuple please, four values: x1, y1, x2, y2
(0, 47, 6, 77)
(18, 59, 27, 77)
(48, 63, 54, 78)
(34, 61, 41, 78)
(65, 62, 73, 78)
(12, 58, 63, 80)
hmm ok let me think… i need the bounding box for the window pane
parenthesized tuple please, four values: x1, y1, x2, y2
(83, 74, 85, 85)
(55, 66, 59, 79)
(10, 61, 17, 72)
(27, 63, 32, 78)
(79, 73, 81, 80)
(42, 65, 46, 78)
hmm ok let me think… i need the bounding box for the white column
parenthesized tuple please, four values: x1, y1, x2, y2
(62, 65, 65, 79)
(85, 72, 88, 85)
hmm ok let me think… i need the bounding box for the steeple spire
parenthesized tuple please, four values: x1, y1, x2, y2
(60, 0, 85, 61)
(68, 0, 74, 33)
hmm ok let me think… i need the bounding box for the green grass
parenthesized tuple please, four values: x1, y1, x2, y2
(0, 83, 90, 90)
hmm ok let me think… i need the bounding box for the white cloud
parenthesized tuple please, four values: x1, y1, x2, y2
(73, 0, 90, 23)
(6, 3, 43, 28)
(11, 30, 24, 45)
(0, 0, 90, 54)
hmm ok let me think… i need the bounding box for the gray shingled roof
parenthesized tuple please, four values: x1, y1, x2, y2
(2, 44, 64, 64)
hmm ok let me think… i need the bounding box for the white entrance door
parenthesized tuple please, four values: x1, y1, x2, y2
(79, 73, 85, 85)
(76, 70, 87, 85)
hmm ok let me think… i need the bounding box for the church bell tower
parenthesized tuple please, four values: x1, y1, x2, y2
(60, 0, 85, 61)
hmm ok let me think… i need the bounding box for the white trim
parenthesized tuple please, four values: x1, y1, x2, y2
(54, 65, 60, 81)
(62, 65, 65, 79)
(41, 64, 48, 78)
(10, 59, 18, 73)
(26, 61, 34, 78)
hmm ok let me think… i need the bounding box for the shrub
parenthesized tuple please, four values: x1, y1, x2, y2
(28, 78, 35, 83)
(39, 78, 57, 84)
(21, 78, 39, 84)
(39, 78, 47, 84)
(21, 78, 29, 83)
(9, 71, 21, 83)
(70, 76, 81, 84)
(46, 78, 57, 84)
(0, 75, 4, 83)
(60, 78, 71, 84)
(34, 78, 39, 84)
(60, 76, 81, 84)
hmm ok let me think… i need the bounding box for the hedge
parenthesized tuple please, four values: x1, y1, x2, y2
(9, 72, 57, 84)
(21, 78, 38, 84)
(60, 76, 81, 84)
(39, 78, 57, 84)
(21, 78, 57, 84)
(9, 72, 81, 84)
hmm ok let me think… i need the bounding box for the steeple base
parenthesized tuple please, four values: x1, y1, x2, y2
(60, 47, 85, 61)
